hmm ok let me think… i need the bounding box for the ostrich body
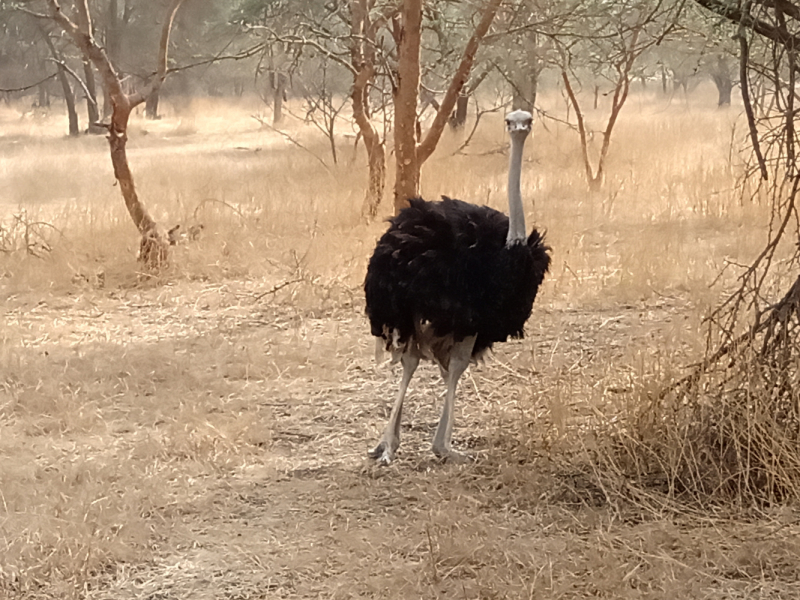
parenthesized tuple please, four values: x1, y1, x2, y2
(364, 110, 550, 463)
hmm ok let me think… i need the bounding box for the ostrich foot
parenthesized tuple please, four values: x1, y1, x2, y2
(431, 445, 473, 464)
(368, 438, 398, 465)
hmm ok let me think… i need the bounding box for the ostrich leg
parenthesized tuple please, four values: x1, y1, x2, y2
(432, 335, 476, 461)
(368, 352, 420, 464)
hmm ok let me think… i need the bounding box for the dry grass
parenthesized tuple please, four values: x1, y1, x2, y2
(2, 84, 800, 599)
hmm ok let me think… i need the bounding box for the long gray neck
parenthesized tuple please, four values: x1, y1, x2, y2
(506, 132, 528, 245)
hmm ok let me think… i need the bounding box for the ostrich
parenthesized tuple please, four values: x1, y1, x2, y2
(364, 109, 551, 464)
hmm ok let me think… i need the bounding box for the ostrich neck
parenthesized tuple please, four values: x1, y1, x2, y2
(506, 132, 528, 244)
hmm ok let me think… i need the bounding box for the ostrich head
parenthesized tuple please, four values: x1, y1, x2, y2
(505, 109, 533, 136)
(504, 109, 533, 245)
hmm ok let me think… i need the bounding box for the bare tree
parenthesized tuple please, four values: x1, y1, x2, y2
(40, 0, 186, 268)
(392, 0, 503, 213)
(558, 1, 678, 191)
(708, 52, 735, 106)
(560, 24, 643, 191)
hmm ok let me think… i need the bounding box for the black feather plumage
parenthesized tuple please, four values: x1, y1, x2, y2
(365, 196, 551, 358)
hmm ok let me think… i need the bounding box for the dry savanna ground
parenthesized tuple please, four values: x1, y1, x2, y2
(2, 85, 800, 599)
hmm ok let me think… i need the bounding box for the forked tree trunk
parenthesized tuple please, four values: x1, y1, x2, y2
(47, 0, 184, 269)
(560, 26, 641, 192)
(392, 0, 503, 213)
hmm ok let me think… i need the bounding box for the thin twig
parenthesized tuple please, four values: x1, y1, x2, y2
(252, 278, 304, 302)
(0, 73, 58, 93)
(252, 114, 333, 174)
(452, 102, 505, 156)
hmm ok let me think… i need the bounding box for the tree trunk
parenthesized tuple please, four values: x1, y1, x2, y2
(37, 82, 49, 107)
(82, 60, 99, 126)
(393, 0, 423, 212)
(58, 68, 79, 136)
(109, 104, 167, 265)
(350, 0, 387, 219)
(512, 86, 532, 113)
(511, 61, 541, 113)
(102, 87, 112, 119)
(103, 0, 121, 119)
(273, 72, 287, 124)
(511, 30, 545, 113)
(327, 117, 338, 165)
(514, 76, 538, 112)
(145, 89, 160, 119)
(448, 94, 469, 130)
(61, 73, 79, 136)
(364, 137, 386, 218)
(710, 55, 733, 107)
(529, 72, 539, 111)
(716, 79, 732, 106)
(712, 74, 733, 106)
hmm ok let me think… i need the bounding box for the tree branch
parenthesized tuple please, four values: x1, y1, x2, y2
(737, 27, 767, 179)
(45, 58, 98, 114)
(45, 0, 129, 110)
(693, 0, 800, 48)
(417, 0, 503, 164)
(129, 0, 185, 107)
(0, 73, 58, 93)
(561, 69, 596, 186)
(249, 27, 358, 76)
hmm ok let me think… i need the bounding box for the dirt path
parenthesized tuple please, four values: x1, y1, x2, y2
(3, 280, 799, 599)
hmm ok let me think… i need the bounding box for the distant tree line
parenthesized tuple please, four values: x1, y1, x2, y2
(0, 0, 742, 266)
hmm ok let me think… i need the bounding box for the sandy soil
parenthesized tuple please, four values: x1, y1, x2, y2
(5, 277, 798, 600)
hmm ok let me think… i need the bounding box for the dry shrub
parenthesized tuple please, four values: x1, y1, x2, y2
(582, 81, 800, 509)
(0, 211, 63, 259)
(597, 277, 800, 508)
